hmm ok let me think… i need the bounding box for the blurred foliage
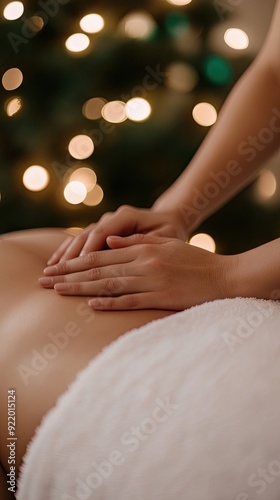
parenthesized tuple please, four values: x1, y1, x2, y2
(0, 0, 279, 253)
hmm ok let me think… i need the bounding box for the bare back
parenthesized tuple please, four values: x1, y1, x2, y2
(0, 229, 171, 478)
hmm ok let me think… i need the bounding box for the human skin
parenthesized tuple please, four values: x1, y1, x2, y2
(42, 1, 280, 310)
(0, 229, 171, 499)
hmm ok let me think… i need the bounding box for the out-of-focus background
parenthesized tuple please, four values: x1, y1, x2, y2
(0, 0, 279, 254)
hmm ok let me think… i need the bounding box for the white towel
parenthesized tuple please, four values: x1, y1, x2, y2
(16, 298, 280, 500)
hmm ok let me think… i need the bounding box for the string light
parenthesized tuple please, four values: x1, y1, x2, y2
(255, 170, 277, 201)
(125, 98, 151, 122)
(69, 167, 97, 192)
(166, 0, 192, 5)
(224, 28, 249, 50)
(83, 184, 104, 206)
(3, 1, 24, 20)
(189, 233, 216, 253)
(64, 181, 87, 205)
(68, 135, 94, 160)
(82, 97, 107, 120)
(80, 14, 104, 34)
(4, 96, 22, 116)
(165, 62, 199, 93)
(25, 16, 44, 34)
(121, 11, 156, 39)
(65, 33, 90, 53)
(101, 101, 127, 124)
(203, 55, 232, 85)
(2, 68, 23, 91)
(22, 166, 50, 192)
(192, 102, 217, 127)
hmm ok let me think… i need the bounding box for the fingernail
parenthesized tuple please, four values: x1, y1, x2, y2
(88, 299, 102, 308)
(54, 283, 69, 292)
(38, 277, 53, 286)
(44, 265, 58, 276)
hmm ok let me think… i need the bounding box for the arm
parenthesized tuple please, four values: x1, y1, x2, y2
(153, 1, 280, 233)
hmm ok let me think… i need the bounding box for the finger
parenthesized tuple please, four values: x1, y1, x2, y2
(43, 248, 135, 276)
(47, 235, 74, 265)
(59, 225, 94, 262)
(80, 206, 139, 255)
(53, 276, 143, 297)
(106, 233, 170, 248)
(87, 292, 163, 310)
(39, 262, 137, 288)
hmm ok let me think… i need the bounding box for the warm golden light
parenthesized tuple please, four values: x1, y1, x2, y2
(69, 167, 97, 192)
(256, 170, 277, 200)
(82, 97, 107, 120)
(5, 96, 22, 116)
(22, 166, 50, 192)
(3, 1, 24, 20)
(65, 33, 90, 53)
(192, 102, 217, 127)
(64, 181, 87, 205)
(224, 28, 249, 50)
(166, 62, 199, 93)
(26, 16, 44, 33)
(166, 0, 192, 5)
(80, 13, 104, 33)
(122, 11, 156, 39)
(68, 135, 94, 160)
(2, 68, 23, 91)
(65, 227, 84, 236)
(189, 233, 216, 253)
(83, 184, 104, 206)
(101, 101, 127, 124)
(125, 98, 151, 122)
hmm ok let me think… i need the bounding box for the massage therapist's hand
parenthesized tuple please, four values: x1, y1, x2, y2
(47, 206, 187, 266)
(40, 234, 234, 311)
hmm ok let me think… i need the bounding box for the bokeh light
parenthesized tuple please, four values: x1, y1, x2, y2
(80, 13, 104, 33)
(192, 102, 217, 127)
(164, 12, 190, 38)
(224, 28, 249, 50)
(121, 11, 156, 39)
(189, 233, 216, 253)
(83, 184, 104, 206)
(125, 98, 151, 122)
(64, 181, 87, 205)
(25, 16, 44, 34)
(2, 68, 23, 91)
(69, 167, 97, 192)
(4, 96, 22, 116)
(3, 1, 24, 20)
(166, 0, 192, 5)
(65, 33, 90, 53)
(68, 135, 94, 160)
(203, 55, 232, 85)
(22, 166, 50, 192)
(101, 101, 127, 123)
(82, 97, 107, 120)
(166, 62, 199, 93)
(255, 170, 277, 201)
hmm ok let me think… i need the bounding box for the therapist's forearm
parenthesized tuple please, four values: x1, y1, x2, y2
(231, 237, 280, 301)
(153, 59, 280, 234)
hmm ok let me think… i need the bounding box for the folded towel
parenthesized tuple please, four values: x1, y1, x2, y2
(16, 298, 280, 500)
